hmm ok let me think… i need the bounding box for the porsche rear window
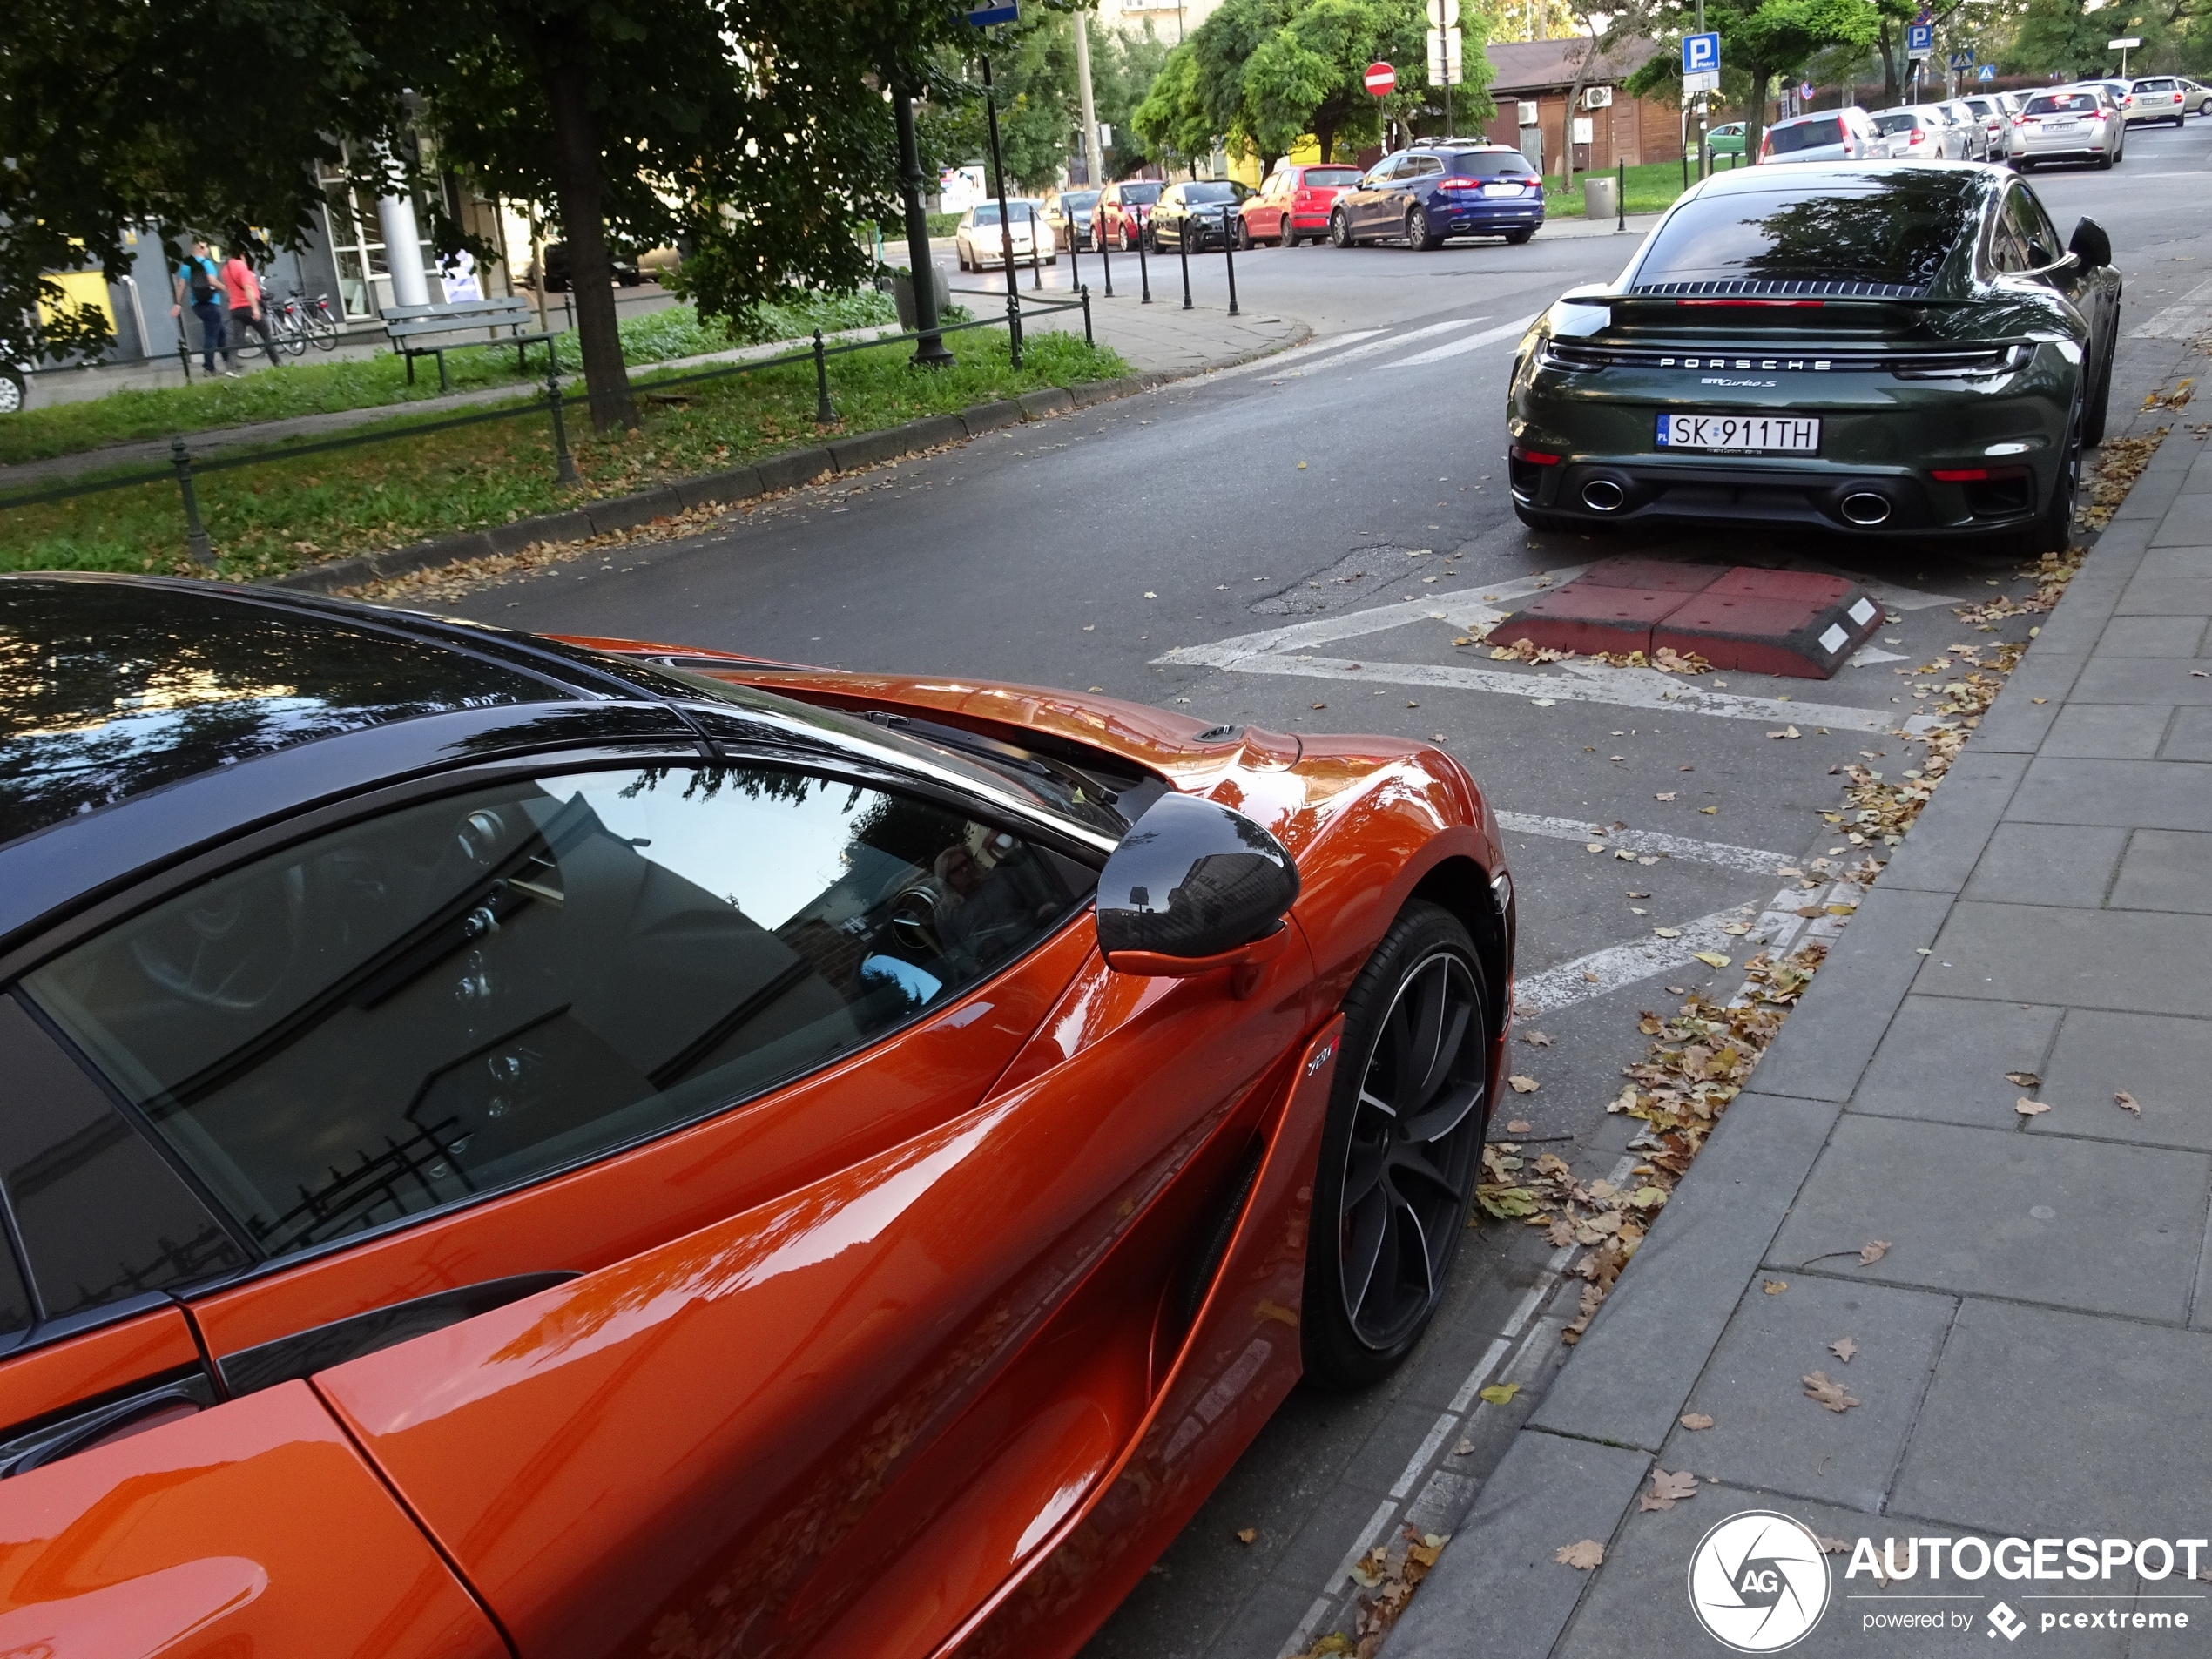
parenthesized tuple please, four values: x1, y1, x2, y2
(1768, 117, 1843, 152)
(1635, 177, 1979, 293)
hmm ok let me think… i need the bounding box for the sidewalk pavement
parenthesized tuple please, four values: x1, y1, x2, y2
(1387, 421, 2212, 1657)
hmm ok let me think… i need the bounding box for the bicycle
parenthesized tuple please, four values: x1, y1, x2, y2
(280, 291, 341, 353)
(261, 293, 311, 358)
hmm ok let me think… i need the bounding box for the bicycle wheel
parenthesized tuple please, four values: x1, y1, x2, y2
(305, 299, 340, 352)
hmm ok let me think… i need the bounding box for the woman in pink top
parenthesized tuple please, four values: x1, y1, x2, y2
(219, 253, 280, 368)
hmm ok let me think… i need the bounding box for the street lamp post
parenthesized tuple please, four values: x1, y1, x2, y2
(981, 52, 1024, 368)
(894, 85, 954, 368)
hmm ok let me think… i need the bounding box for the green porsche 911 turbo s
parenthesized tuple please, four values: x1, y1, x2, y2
(1506, 163, 2121, 555)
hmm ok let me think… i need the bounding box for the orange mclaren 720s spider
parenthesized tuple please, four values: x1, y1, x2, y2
(0, 572, 1514, 1657)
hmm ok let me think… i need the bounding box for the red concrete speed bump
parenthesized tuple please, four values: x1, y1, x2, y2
(1494, 563, 1884, 678)
(1651, 577, 1885, 678)
(1497, 585, 1685, 657)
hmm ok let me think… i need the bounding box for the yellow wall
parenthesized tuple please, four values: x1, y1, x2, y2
(1240, 133, 1324, 184)
(38, 270, 115, 332)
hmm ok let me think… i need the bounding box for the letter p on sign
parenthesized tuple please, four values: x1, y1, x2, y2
(1682, 32, 1720, 73)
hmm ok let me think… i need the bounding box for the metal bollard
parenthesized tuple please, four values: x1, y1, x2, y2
(1031, 234, 1043, 292)
(1098, 227, 1115, 298)
(1082, 285, 1094, 347)
(1068, 226, 1081, 292)
(170, 436, 213, 563)
(1178, 229, 1192, 310)
(1006, 289, 1024, 368)
(1137, 229, 1151, 304)
(1617, 159, 1627, 232)
(545, 359, 578, 487)
(175, 340, 192, 384)
(1224, 217, 1241, 317)
(813, 329, 836, 425)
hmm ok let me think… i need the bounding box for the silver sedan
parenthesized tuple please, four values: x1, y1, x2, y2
(1872, 105, 1970, 160)
(2010, 86, 2125, 171)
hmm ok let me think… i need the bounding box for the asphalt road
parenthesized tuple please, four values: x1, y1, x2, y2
(433, 124, 2212, 1659)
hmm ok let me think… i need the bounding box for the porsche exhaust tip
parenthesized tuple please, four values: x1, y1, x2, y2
(1581, 478, 1626, 513)
(1840, 491, 1892, 526)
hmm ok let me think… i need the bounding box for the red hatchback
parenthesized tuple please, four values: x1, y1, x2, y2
(1094, 180, 1163, 251)
(1243, 163, 1366, 246)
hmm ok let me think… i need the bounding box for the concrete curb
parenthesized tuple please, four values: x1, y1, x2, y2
(260, 323, 1309, 598)
(1381, 425, 2203, 1659)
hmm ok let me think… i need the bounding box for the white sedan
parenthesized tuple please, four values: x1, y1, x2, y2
(954, 199, 1055, 272)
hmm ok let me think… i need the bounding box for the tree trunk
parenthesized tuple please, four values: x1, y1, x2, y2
(1743, 67, 1773, 163)
(1877, 22, 1898, 109)
(538, 42, 633, 433)
(1314, 112, 1338, 165)
(1560, 34, 1597, 192)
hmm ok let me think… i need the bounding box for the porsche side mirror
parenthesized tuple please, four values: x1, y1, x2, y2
(2068, 217, 2112, 272)
(1096, 792, 1299, 989)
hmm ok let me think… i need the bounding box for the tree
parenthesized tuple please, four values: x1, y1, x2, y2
(1627, 0, 1878, 158)
(1134, 0, 1431, 172)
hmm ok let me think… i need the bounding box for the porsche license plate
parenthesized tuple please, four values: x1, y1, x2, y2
(1656, 413, 1821, 453)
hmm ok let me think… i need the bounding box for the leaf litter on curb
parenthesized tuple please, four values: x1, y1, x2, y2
(1679, 1412, 1715, 1431)
(1555, 1540, 1606, 1570)
(2116, 1090, 2143, 1116)
(1640, 1467, 1702, 1512)
(1804, 1370, 1860, 1413)
(1301, 1526, 1453, 1656)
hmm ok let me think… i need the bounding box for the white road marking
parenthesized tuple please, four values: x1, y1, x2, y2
(1850, 646, 1910, 666)
(1391, 1412, 1463, 1500)
(1492, 812, 1793, 875)
(1382, 312, 1543, 366)
(2132, 278, 2212, 338)
(1163, 567, 1585, 669)
(1514, 907, 1757, 1015)
(1204, 329, 1387, 381)
(1269, 316, 1492, 377)
(1215, 651, 1935, 735)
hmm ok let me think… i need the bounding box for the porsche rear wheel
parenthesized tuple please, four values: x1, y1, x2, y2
(1303, 901, 1492, 1391)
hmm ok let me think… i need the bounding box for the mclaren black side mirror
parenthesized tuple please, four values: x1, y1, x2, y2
(1096, 792, 1299, 991)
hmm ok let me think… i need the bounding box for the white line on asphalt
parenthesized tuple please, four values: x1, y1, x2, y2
(1211, 651, 1934, 735)
(1325, 1498, 1403, 1593)
(1514, 907, 1760, 1015)
(1850, 646, 1910, 665)
(1270, 316, 1491, 376)
(2131, 277, 2212, 338)
(1492, 812, 1795, 875)
(1204, 329, 1388, 381)
(1160, 567, 1587, 669)
(1381, 312, 1542, 367)
(1390, 1412, 1463, 1500)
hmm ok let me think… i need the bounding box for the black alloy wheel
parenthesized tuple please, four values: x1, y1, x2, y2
(1303, 901, 1492, 1389)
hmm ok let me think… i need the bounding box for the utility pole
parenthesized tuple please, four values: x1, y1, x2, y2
(1073, 9, 1104, 188)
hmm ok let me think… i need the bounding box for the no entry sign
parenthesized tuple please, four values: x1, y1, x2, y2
(1365, 61, 1396, 97)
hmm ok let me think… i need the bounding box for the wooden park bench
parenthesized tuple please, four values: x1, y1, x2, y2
(382, 296, 558, 393)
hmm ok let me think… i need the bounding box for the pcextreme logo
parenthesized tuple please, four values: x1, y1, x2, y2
(1687, 1511, 1833, 1652)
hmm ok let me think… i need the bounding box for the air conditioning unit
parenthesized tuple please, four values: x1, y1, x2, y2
(1584, 85, 1615, 109)
(1517, 100, 1541, 125)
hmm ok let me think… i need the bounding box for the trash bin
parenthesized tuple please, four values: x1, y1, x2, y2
(892, 264, 951, 332)
(1581, 174, 1618, 222)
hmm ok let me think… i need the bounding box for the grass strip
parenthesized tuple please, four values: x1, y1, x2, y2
(1, 328, 1122, 583)
(0, 291, 900, 468)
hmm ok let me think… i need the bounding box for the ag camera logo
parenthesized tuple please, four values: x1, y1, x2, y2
(1688, 1511, 1832, 1651)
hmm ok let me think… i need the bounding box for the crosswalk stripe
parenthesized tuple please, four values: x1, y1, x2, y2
(2131, 276, 2212, 339)
(1211, 651, 1932, 734)
(1382, 311, 1543, 367)
(1265, 315, 1489, 376)
(1162, 567, 1585, 669)
(1204, 328, 1386, 381)
(1492, 812, 1793, 875)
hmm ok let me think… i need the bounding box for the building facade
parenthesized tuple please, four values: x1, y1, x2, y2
(1479, 36, 1684, 176)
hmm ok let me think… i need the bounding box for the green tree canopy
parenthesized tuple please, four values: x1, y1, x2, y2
(1627, 0, 1880, 156)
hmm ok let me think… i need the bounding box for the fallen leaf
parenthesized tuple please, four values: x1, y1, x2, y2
(1545, 1215, 1576, 1246)
(1679, 1412, 1715, 1431)
(1508, 1075, 1539, 1094)
(1690, 950, 1731, 968)
(1639, 1467, 1702, 1511)
(1143, 590, 1157, 599)
(2115, 1089, 2143, 1116)
(2004, 1071, 2041, 1089)
(1656, 792, 1677, 801)
(1763, 1279, 1787, 1295)
(1858, 1239, 1891, 1264)
(2016, 1096, 2052, 1116)
(1453, 1438, 1477, 1456)
(1803, 1370, 1860, 1413)
(1586, 842, 1607, 853)
(1816, 1534, 1851, 1555)
(1506, 1118, 1534, 1134)
(1522, 1029, 1553, 1047)
(1237, 1527, 1258, 1544)
(1555, 1540, 1605, 1570)
(1654, 927, 1683, 939)
(1699, 806, 1718, 814)
(1312, 702, 1328, 710)
(1830, 1336, 1859, 1364)
(1478, 1382, 1521, 1406)
(1767, 726, 1801, 739)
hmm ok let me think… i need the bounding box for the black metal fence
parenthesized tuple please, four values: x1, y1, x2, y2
(0, 287, 1096, 564)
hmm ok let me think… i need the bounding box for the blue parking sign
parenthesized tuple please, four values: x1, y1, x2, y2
(966, 0, 1019, 24)
(1906, 22, 1933, 54)
(1681, 31, 1721, 73)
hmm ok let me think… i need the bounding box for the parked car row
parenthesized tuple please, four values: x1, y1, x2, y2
(953, 199, 1056, 272)
(1761, 75, 2183, 173)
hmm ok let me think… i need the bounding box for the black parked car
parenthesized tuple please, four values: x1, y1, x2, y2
(528, 242, 647, 292)
(1148, 181, 1254, 253)
(1506, 163, 2121, 553)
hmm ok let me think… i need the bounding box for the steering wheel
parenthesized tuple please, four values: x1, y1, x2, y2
(126, 867, 305, 1012)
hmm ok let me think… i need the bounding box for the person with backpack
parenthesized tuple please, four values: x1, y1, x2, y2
(170, 239, 234, 377)
(218, 249, 280, 368)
